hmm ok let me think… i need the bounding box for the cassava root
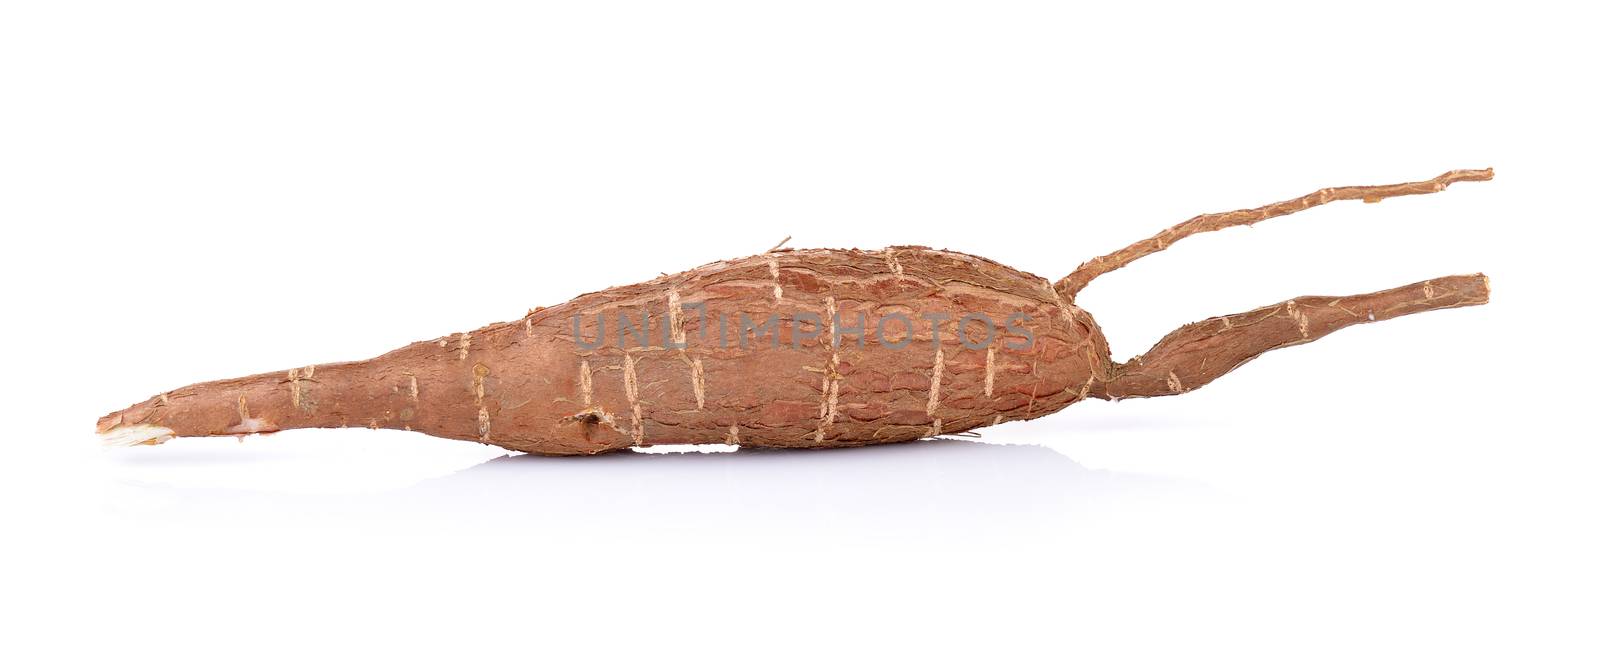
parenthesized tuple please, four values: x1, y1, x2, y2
(98, 168, 1494, 455)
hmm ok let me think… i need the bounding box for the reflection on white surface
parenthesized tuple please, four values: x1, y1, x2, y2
(33, 424, 1596, 651)
(102, 439, 1216, 547)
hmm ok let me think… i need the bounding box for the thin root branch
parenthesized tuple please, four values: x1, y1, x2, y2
(1055, 168, 1493, 301)
(1093, 273, 1490, 400)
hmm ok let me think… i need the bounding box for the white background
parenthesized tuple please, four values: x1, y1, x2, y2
(2, 1, 1595, 651)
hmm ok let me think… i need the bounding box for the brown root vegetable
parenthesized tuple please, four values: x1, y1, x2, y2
(97, 169, 1494, 455)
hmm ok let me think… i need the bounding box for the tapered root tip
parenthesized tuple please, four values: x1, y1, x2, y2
(1445, 168, 1495, 184)
(1449, 272, 1492, 305)
(98, 423, 176, 447)
(97, 407, 177, 446)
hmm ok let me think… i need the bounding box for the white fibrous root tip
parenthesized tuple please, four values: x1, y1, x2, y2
(99, 424, 176, 447)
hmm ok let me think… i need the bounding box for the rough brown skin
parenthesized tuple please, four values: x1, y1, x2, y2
(97, 169, 1493, 455)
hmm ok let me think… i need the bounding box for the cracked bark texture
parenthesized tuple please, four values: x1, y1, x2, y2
(97, 169, 1494, 455)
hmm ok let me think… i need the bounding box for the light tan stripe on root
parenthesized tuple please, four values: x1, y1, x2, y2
(690, 358, 705, 409)
(984, 346, 995, 398)
(288, 368, 303, 410)
(579, 359, 594, 406)
(226, 395, 271, 435)
(624, 353, 643, 445)
(287, 365, 315, 412)
(766, 256, 782, 301)
(667, 287, 686, 344)
(473, 364, 492, 439)
(814, 295, 841, 442)
(1285, 300, 1311, 339)
(813, 377, 839, 442)
(472, 363, 489, 404)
